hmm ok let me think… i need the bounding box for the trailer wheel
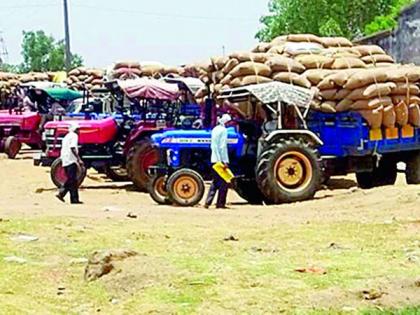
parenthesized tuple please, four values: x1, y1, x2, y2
(50, 158, 86, 188)
(233, 178, 265, 205)
(126, 139, 159, 191)
(4, 136, 21, 159)
(356, 158, 397, 189)
(256, 138, 322, 204)
(104, 165, 129, 182)
(148, 174, 171, 205)
(406, 151, 420, 184)
(167, 169, 205, 207)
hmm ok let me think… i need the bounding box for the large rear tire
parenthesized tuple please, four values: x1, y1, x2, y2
(4, 136, 21, 159)
(406, 151, 420, 184)
(167, 169, 205, 207)
(233, 178, 265, 205)
(256, 138, 322, 204)
(356, 157, 397, 189)
(126, 139, 159, 191)
(148, 174, 171, 205)
(104, 165, 129, 182)
(50, 158, 87, 188)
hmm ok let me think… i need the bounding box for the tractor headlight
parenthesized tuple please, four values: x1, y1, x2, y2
(45, 129, 55, 136)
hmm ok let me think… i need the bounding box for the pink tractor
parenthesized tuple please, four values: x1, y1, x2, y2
(0, 85, 83, 158)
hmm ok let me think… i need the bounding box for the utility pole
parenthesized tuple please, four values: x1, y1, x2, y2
(63, 0, 72, 72)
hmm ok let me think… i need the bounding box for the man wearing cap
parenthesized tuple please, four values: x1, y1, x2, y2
(56, 122, 83, 204)
(204, 113, 232, 209)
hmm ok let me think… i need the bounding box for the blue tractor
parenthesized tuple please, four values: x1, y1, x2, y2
(149, 82, 420, 207)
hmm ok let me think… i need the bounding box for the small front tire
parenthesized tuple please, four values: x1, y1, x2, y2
(167, 169, 205, 207)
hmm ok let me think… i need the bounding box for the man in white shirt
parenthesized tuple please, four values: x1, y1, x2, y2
(204, 113, 231, 209)
(56, 122, 83, 204)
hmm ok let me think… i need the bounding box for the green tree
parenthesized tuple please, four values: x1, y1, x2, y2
(20, 30, 83, 72)
(256, 0, 414, 42)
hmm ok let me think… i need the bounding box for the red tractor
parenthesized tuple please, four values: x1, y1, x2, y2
(40, 78, 204, 188)
(0, 84, 83, 158)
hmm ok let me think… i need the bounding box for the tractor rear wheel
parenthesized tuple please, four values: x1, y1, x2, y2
(233, 178, 265, 205)
(167, 169, 205, 207)
(356, 157, 397, 189)
(104, 165, 129, 182)
(148, 174, 171, 205)
(50, 158, 87, 188)
(4, 136, 21, 159)
(126, 139, 159, 191)
(405, 151, 420, 184)
(256, 138, 322, 204)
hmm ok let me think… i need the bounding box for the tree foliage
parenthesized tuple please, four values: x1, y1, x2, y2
(256, 0, 414, 42)
(20, 30, 83, 72)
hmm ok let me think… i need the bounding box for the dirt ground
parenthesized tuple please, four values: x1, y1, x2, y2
(1, 148, 419, 223)
(0, 148, 419, 314)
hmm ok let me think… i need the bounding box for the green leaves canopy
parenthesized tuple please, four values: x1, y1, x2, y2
(256, 0, 414, 42)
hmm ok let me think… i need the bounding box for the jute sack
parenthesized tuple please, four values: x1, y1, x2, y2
(220, 74, 232, 85)
(387, 67, 420, 82)
(318, 69, 359, 89)
(69, 68, 81, 76)
(267, 45, 285, 55)
(320, 37, 353, 48)
(270, 35, 288, 46)
(331, 57, 366, 69)
(336, 99, 354, 112)
(393, 95, 420, 105)
(114, 61, 140, 70)
(211, 56, 229, 71)
(358, 106, 384, 128)
(320, 89, 338, 100)
(272, 72, 311, 88)
(265, 56, 305, 73)
(391, 83, 420, 95)
(229, 52, 269, 63)
(361, 54, 394, 64)
(229, 62, 271, 78)
(350, 97, 392, 110)
(367, 62, 395, 68)
(320, 101, 337, 113)
(353, 45, 386, 56)
(287, 34, 323, 44)
(252, 42, 272, 53)
(295, 55, 334, 69)
(321, 47, 361, 57)
(382, 105, 396, 128)
(222, 58, 240, 75)
(303, 69, 337, 85)
(86, 69, 104, 78)
(363, 82, 396, 98)
(408, 104, 420, 127)
(241, 75, 272, 86)
(395, 101, 409, 126)
(344, 69, 388, 89)
(141, 65, 164, 76)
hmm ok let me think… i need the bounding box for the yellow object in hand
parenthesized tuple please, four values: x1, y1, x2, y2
(213, 162, 235, 183)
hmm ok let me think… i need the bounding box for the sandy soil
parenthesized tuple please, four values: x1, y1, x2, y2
(0, 147, 418, 226)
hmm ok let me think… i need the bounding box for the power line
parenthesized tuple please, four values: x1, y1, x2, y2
(73, 3, 255, 23)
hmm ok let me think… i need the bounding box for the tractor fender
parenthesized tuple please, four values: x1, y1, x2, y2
(264, 130, 323, 146)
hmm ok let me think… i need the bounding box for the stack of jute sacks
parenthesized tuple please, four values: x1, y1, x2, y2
(193, 33, 420, 128)
(0, 71, 53, 99)
(66, 67, 105, 91)
(108, 61, 182, 80)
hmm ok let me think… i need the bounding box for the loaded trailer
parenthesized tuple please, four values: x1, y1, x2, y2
(148, 82, 420, 206)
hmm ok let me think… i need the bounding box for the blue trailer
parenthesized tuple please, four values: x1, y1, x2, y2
(149, 82, 420, 206)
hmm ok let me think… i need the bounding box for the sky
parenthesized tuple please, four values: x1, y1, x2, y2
(0, 0, 269, 68)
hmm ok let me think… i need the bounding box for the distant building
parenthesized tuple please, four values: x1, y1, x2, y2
(355, 0, 420, 64)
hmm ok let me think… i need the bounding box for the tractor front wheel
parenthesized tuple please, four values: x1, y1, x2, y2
(148, 174, 171, 205)
(50, 158, 87, 188)
(4, 136, 21, 159)
(256, 138, 322, 204)
(167, 169, 205, 207)
(126, 139, 159, 191)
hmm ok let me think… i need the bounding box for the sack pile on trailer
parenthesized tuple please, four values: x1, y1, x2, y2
(66, 67, 105, 91)
(0, 71, 54, 97)
(107, 61, 182, 80)
(192, 33, 420, 128)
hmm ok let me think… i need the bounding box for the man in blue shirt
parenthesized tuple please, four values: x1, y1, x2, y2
(204, 114, 232, 209)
